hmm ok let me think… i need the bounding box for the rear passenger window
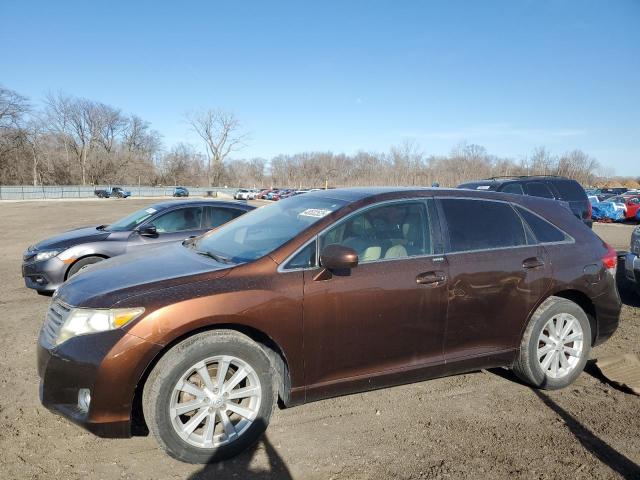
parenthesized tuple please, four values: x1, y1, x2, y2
(515, 207, 568, 243)
(440, 199, 526, 252)
(203, 207, 244, 229)
(526, 182, 555, 199)
(501, 183, 524, 195)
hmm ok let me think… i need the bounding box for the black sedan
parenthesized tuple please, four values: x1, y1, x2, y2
(22, 199, 254, 294)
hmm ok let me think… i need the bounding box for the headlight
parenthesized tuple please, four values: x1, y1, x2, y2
(35, 250, 60, 262)
(56, 307, 145, 346)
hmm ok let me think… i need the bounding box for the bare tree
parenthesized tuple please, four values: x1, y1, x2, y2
(0, 86, 30, 130)
(185, 109, 248, 187)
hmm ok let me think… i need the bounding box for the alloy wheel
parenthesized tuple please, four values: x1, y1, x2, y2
(169, 355, 262, 449)
(537, 313, 584, 379)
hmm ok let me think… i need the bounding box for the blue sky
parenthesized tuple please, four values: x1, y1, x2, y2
(1, 0, 638, 175)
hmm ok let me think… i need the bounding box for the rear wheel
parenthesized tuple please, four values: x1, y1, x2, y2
(513, 296, 591, 389)
(143, 330, 277, 464)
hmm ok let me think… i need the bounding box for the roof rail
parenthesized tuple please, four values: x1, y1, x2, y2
(484, 175, 569, 180)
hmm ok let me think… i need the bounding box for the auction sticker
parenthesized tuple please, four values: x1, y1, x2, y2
(299, 208, 332, 218)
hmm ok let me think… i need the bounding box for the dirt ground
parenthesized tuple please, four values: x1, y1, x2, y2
(0, 199, 638, 480)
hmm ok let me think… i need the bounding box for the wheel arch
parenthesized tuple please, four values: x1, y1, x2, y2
(130, 323, 292, 436)
(540, 289, 597, 345)
(64, 253, 110, 280)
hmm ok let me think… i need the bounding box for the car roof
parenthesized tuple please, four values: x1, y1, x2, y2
(302, 186, 435, 202)
(301, 186, 571, 210)
(148, 199, 255, 211)
(459, 175, 578, 186)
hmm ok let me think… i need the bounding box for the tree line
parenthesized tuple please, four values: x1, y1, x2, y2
(0, 84, 624, 189)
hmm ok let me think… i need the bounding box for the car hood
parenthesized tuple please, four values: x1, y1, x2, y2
(56, 242, 233, 308)
(32, 226, 110, 251)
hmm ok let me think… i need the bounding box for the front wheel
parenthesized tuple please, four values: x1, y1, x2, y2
(513, 296, 591, 390)
(66, 256, 105, 279)
(143, 331, 277, 464)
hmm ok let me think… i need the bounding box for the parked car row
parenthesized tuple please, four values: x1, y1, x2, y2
(588, 192, 640, 222)
(94, 186, 191, 198)
(235, 187, 322, 201)
(29, 184, 622, 464)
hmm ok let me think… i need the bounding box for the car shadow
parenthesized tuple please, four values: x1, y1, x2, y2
(187, 423, 293, 480)
(487, 369, 640, 478)
(532, 390, 640, 479)
(616, 256, 640, 308)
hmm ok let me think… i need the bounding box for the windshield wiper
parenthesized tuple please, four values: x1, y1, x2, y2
(194, 250, 234, 264)
(96, 225, 107, 230)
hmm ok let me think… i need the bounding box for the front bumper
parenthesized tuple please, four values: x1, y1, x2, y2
(37, 328, 162, 438)
(22, 256, 67, 292)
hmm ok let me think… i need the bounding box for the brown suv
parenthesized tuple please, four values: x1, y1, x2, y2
(37, 187, 621, 463)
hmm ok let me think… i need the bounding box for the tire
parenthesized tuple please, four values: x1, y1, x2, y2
(66, 256, 105, 279)
(143, 330, 278, 464)
(513, 296, 591, 390)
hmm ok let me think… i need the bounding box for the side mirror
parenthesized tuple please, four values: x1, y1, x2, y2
(320, 244, 358, 270)
(138, 224, 157, 237)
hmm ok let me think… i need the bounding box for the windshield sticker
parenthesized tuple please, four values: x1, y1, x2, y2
(299, 208, 332, 218)
(476, 186, 491, 190)
(145, 208, 157, 214)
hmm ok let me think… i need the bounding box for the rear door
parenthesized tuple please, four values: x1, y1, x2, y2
(437, 197, 552, 364)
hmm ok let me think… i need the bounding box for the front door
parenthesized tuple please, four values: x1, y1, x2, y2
(127, 206, 205, 252)
(302, 199, 448, 398)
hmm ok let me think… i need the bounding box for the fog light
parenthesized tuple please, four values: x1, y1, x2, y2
(78, 388, 91, 412)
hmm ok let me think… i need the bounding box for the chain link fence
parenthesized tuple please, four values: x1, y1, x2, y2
(0, 185, 239, 200)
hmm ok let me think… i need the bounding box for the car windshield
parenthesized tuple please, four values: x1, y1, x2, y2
(193, 195, 347, 263)
(104, 206, 160, 231)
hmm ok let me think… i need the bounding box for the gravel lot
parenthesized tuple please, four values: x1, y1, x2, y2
(0, 199, 638, 479)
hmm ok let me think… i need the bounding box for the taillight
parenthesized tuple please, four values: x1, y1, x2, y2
(603, 243, 617, 275)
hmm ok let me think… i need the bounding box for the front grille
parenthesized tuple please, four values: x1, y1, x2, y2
(632, 239, 640, 256)
(39, 299, 72, 348)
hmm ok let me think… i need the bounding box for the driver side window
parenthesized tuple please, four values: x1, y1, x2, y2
(152, 207, 203, 233)
(319, 201, 432, 263)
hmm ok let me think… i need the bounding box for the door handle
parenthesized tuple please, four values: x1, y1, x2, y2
(522, 257, 545, 269)
(416, 271, 447, 286)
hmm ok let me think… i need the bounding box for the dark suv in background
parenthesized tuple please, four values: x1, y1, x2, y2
(458, 176, 592, 228)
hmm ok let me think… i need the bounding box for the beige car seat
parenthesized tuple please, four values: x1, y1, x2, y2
(385, 244, 408, 259)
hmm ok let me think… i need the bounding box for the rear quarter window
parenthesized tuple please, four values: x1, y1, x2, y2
(549, 180, 587, 201)
(515, 206, 569, 243)
(525, 182, 555, 199)
(500, 183, 524, 195)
